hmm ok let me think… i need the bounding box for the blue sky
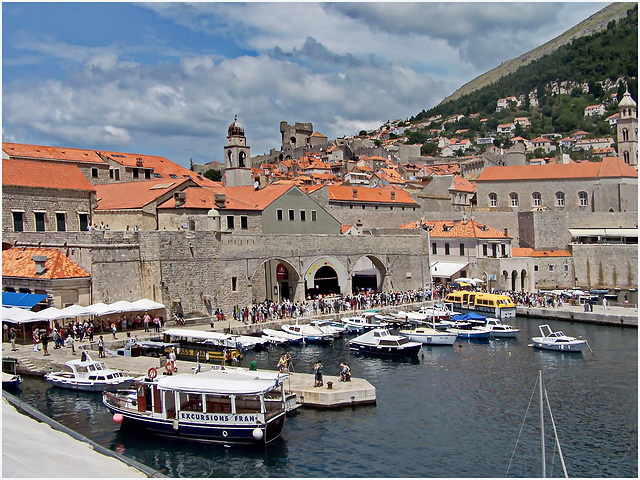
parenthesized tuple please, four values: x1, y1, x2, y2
(2, 2, 609, 166)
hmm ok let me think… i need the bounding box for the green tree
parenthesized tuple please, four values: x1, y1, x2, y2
(203, 169, 223, 182)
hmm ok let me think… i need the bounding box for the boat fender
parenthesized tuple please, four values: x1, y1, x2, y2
(165, 362, 174, 374)
(172, 419, 179, 431)
(252, 428, 264, 440)
(148, 367, 158, 379)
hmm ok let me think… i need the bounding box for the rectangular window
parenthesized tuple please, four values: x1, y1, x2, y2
(492, 244, 498, 258)
(109, 169, 114, 179)
(12, 212, 24, 232)
(241, 216, 248, 229)
(501, 244, 506, 256)
(300, 210, 306, 222)
(311, 210, 317, 222)
(288, 209, 295, 221)
(145, 169, 151, 179)
(91, 168, 98, 178)
(482, 244, 488, 256)
(132, 168, 139, 178)
(277, 209, 283, 221)
(35, 212, 46, 231)
(56, 212, 66, 232)
(460, 243, 465, 256)
(227, 216, 235, 230)
(79, 213, 89, 231)
(432, 243, 437, 255)
(232, 277, 237, 292)
(445, 243, 450, 255)
(534, 265, 539, 272)
(563, 264, 569, 272)
(114, 169, 120, 180)
(548, 265, 554, 272)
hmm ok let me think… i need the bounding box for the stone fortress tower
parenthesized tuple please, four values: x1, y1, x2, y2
(617, 86, 638, 167)
(280, 121, 314, 150)
(224, 116, 253, 187)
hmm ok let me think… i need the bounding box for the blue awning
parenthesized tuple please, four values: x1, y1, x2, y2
(2, 292, 48, 309)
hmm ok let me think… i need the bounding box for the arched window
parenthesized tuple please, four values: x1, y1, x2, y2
(622, 128, 629, 142)
(555, 192, 565, 207)
(578, 191, 588, 207)
(623, 151, 630, 164)
(239, 151, 246, 168)
(532, 192, 542, 207)
(227, 151, 233, 166)
(489, 193, 498, 207)
(509, 193, 519, 207)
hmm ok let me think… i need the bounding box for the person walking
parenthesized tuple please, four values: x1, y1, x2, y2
(9, 327, 17, 351)
(98, 336, 105, 358)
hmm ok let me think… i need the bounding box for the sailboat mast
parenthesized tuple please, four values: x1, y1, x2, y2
(540, 370, 546, 478)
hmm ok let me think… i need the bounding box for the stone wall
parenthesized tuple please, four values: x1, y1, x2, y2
(570, 243, 638, 290)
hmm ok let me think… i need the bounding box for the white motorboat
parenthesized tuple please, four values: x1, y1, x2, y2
(349, 328, 422, 356)
(342, 312, 389, 333)
(529, 324, 587, 352)
(281, 323, 333, 344)
(45, 351, 134, 392)
(398, 326, 458, 345)
(483, 318, 520, 338)
(309, 319, 348, 336)
(103, 366, 293, 445)
(262, 328, 304, 345)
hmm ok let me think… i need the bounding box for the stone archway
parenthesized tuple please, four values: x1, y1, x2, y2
(251, 258, 300, 303)
(351, 254, 388, 293)
(303, 256, 349, 298)
(511, 270, 519, 291)
(520, 269, 528, 291)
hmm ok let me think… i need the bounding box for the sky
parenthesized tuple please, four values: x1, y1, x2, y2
(2, 1, 610, 167)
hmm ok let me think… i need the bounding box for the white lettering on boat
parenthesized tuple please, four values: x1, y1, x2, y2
(179, 412, 259, 423)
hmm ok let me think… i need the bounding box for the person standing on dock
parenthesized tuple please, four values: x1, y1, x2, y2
(250, 357, 257, 371)
(40, 331, 49, 356)
(314, 361, 323, 387)
(98, 336, 105, 358)
(9, 327, 17, 351)
(143, 312, 151, 332)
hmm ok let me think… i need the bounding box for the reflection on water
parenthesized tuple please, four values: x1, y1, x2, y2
(15, 317, 638, 478)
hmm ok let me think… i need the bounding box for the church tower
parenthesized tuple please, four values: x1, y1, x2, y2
(617, 87, 638, 167)
(224, 116, 253, 187)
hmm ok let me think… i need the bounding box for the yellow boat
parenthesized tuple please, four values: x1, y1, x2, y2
(443, 291, 516, 318)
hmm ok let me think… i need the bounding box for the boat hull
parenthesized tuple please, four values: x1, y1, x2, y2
(45, 375, 132, 392)
(399, 331, 457, 345)
(348, 341, 422, 357)
(530, 340, 586, 352)
(489, 329, 520, 338)
(448, 329, 491, 340)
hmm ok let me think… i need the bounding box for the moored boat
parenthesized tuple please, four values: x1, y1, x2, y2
(398, 326, 457, 345)
(281, 323, 333, 344)
(349, 328, 422, 356)
(529, 324, 586, 352)
(484, 318, 520, 338)
(162, 329, 243, 363)
(2, 358, 21, 390)
(262, 328, 304, 345)
(444, 291, 516, 318)
(103, 366, 292, 445)
(309, 319, 348, 336)
(45, 351, 134, 392)
(342, 311, 389, 333)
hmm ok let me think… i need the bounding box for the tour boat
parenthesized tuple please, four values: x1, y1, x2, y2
(349, 328, 422, 356)
(45, 351, 134, 392)
(161, 329, 243, 363)
(103, 366, 292, 445)
(397, 326, 458, 345)
(529, 324, 587, 352)
(483, 318, 520, 338)
(341, 312, 389, 333)
(444, 291, 516, 318)
(281, 323, 333, 344)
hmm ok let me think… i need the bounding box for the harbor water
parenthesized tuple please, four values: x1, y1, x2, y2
(14, 317, 638, 477)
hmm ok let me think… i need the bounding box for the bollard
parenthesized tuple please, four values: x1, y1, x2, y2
(327, 381, 333, 389)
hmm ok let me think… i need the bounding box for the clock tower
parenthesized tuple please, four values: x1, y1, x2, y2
(224, 116, 253, 187)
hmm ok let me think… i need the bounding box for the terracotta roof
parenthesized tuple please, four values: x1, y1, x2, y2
(400, 219, 510, 239)
(3, 247, 90, 279)
(300, 185, 325, 195)
(311, 131, 327, 138)
(158, 184, 294, 211)
(477, 157, 637, 182)
(3, 159, 96, 192)
(98, 150, 217, 187)
(3, 142, 105, 164)
(95, 179, 192, 210)
(511, 247, 571, 257)
(451, 175, 476, 193)
(341, 225, 352, 234)
(328, 185, 417, 205)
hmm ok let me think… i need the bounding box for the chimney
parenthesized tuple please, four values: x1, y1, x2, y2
(462, 212, 468, 224)
(356, 219, 363, 235)
(174, 191, 186, 207)
(352, 188, 358, 199)
(214, 193, 226, 209)
(32, 255, 48, 275)
(504, 228, 508, 237)
(391, 191, 396, 201)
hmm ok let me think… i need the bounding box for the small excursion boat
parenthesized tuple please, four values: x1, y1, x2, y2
(483, 318, 520, 338)
(349, 328, 422, 357)
(162, 329, 243, 363)
(529, 324, 587, 352)
(103, 366, 293, 445)
(444, 291, 516, 318)
(281, 323, 333, 344)
(262, 329, 304, 346)
(45, 351, 134, 392)
(309, 319, 348, 337)
(2, 358, 21, 390)
(342, 312, 389, 333)
(398, 326, 458, 346)
(447, 313, 491, 339)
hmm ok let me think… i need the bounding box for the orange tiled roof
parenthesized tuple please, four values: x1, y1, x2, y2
(477, 157, 637, 182)
(511, 247, 571, 257)
(3, 142, 105, 164)
(341, 225, 352, 234)
(3, 247, 90, 279)
(95, 179, 192, 210)
(451, 175, 476, 193)
(3, 159, 96, 192)
(400, 219, 510, 239)
(328, 185, 417, 204)
(159, 184, 294, 211)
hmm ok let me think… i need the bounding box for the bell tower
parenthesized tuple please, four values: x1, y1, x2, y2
(617, 87, 638, 167)
(224, 115, 253, 187)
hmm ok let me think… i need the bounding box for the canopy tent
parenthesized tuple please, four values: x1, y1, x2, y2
(58, 304, 95, 318)
(86, 302, 124, 316)
(431, 262, 468, 279)
(33, 307, 68, 321)
(2, 307, 43, 323)
(130, 299, 165, 311)
(108, 300, 138, 313)
(2, 292, 48, 309)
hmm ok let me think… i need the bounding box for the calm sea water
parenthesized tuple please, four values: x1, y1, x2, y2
(14, 317, 638, 478)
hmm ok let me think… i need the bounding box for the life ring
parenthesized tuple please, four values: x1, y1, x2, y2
(165, 362, 175, 373)
(147, 367, 158, 379)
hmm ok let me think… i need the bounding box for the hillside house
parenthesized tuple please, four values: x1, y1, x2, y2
(584, 104, 605, 118)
